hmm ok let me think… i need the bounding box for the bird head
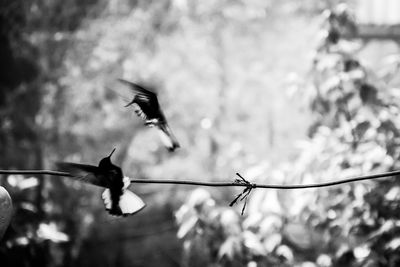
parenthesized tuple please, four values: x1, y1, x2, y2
(99, 148, 116, 168)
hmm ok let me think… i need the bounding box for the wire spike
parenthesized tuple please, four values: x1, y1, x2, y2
(241, 197, 248, 216)
(229, 193, 243, 207)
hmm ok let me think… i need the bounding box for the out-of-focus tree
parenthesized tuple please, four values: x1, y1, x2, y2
(176, 3, 400, 267)
(289, 4, 400, 266)
(0, 0, 106, 266)
(0, 0, 354, 266)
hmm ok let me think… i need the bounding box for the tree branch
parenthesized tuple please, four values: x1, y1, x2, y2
(0, 169, 399, 189)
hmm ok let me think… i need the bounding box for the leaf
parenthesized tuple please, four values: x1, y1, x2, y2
(220, 209, 241, 235)
(177, 216, 198, 239)
(243, 231, 266, 256)
(263, 233, 282, 252)
(300, 262, 317, 267)
(20, 202, 37, 213)
(218, 237, 241, 260)
(386, 237, 400, 250)
(242, 212, 263, 230)
(37, 223, 69, 243)
(385, 187, 400, 201)
(187, 188, 214, 210)
(353, 245, 370, 259)
(17, 177, 39, 190)
(275, 245, 294, 262)
(175, 204, 191, 224)
(220, 209, 240, 226)
(260, 215, 283, 235)
(283, 222, 315, 250)
(316, 254, 332, 267)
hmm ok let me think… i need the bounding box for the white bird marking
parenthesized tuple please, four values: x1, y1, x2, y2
(101, 177, 145, 216)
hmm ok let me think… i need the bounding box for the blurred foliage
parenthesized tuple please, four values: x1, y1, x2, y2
(2, 0, 317, 266)
(3, 0, 399, 266)
(0, 0, 107, 266)
(176, 3, 400, 267)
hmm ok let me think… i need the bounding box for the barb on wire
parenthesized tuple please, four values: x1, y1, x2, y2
(229, 173, 256, 215)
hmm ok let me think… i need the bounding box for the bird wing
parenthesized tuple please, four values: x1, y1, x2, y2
(133, 94, 161, 121)
(55, 162, 107, 188)
(118, 79, 163, 121)
(118, 79, 156, 97)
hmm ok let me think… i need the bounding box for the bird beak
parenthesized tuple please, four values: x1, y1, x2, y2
(124, 100, 135, 107)
(108, 148, 116, 158)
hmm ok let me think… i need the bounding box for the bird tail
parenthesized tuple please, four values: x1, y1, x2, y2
(157, 124, 180, 152)
(102, 189, 146, 217)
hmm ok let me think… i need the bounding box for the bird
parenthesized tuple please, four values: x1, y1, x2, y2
(56, 148, 145, 217)
(0, 186, 12, 241)
(117, 78, 180, 152)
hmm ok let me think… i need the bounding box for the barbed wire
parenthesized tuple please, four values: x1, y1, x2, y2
(1, 169, 399, 189)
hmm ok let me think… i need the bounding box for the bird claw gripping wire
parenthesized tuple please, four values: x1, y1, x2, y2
(229, 173, 256, 215)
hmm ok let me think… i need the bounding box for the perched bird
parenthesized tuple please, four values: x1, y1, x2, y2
(0, 186, 12, 241)
(56, 149, 145, 216)
(118, 79, 180, 152)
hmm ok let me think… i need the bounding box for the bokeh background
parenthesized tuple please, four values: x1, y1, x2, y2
(1, 0, 400, 266)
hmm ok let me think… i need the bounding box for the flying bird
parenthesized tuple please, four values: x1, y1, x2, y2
(56, 148, 145, 217)
(118, 78, 180, 152)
